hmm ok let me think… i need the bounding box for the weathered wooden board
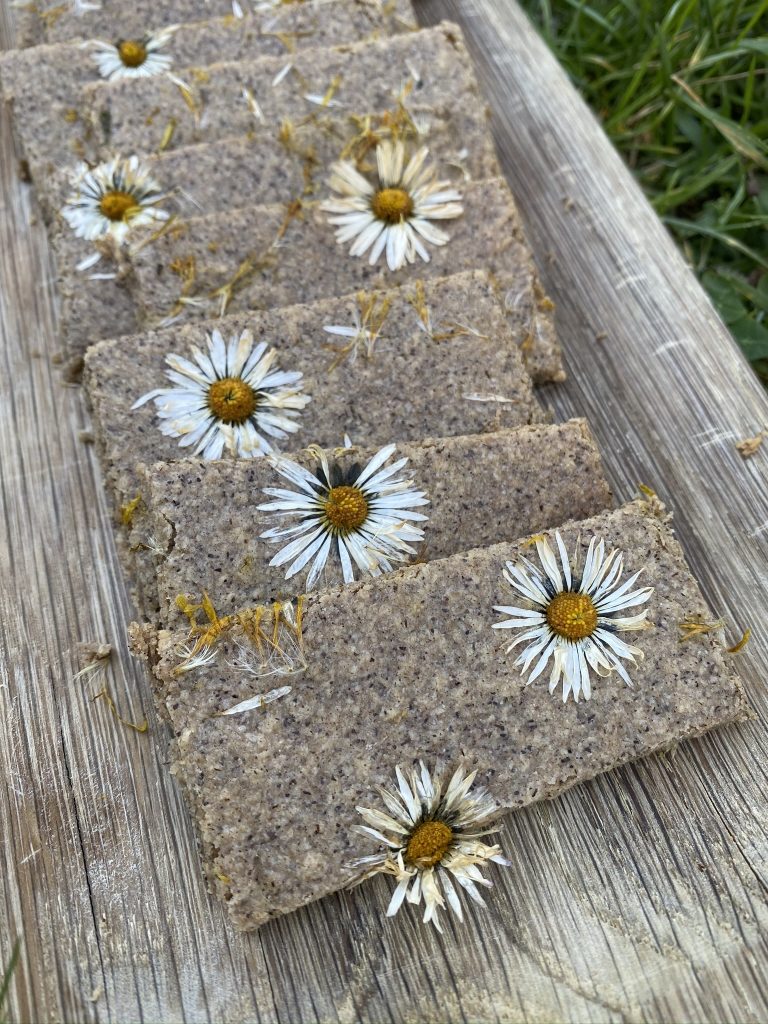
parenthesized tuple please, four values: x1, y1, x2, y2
(2, 0, 767, 1021)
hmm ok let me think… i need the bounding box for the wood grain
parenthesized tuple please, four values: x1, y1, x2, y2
(2, 0, 768, 1020)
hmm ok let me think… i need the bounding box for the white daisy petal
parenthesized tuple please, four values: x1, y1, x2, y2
(386, 874, 413, 917)
(606, 610, 650, 631)
(408, 217, 450, 246)
(535, 537, 563, 593)
(356, 806, 410, 836)
(581, 538, 606, 593)
(270, 524, 327, 570)
(555, 532, 572, 590)
(396, 765, 421, 823)
(500, 625, 549, 652)
(304, 533, 334, 591)
(596, 572, 653, 613)
(355, 443, 398, 486)
(337, 535, 355, 584)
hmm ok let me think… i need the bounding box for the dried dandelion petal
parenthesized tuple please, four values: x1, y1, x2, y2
(141, 500, 747, 931)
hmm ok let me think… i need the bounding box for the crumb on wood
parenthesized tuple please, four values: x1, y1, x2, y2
(127, 621, 158, 662)
(78, 430, 95, 444)
(74, 642, 112, 681)
(63, 355, 85, 382)
(77, 641, 112, 667)
(735, 430, 766, 459)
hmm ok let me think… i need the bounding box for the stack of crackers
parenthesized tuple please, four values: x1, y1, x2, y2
(1, 0, 745, 932)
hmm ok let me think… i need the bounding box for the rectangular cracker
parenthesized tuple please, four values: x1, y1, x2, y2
(126, 178, 563, 383)
(13, 0, 335, 47)
(143, 498, 747, 930)
(1, 1, 416, 191)
(42, 100, 485, 224)
(80, 24, 487, 162)
(84, 269, 542, 508)
(136, 421, 612, 624)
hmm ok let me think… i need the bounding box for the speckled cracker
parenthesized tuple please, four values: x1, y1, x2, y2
(136, 421, 612, 624)
(83, 270, 545, 610)
(143, 498, 747, 930)
(85, 270, 542, 509)
(81, 24, 488, 162)
(13, 0, 332, 47)
(52, 23, 506, 364)
(51, 227, 138, 372)
(45, 117, 479, 229)
(1, 1, 416, 191)
(14, 0, 232, 47)
(128, 178, 563, 383)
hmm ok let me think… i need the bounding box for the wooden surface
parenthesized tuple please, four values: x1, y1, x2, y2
(2, 0, 768, 1020)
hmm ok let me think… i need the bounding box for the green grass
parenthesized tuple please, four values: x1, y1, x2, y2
(0, 940, 19, 1024)
(519, 0, 768, 383)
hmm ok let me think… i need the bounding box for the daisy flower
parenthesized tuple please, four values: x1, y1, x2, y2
(132, 328, 311, 460)
(493, 533, 654, 703)
(352, 762, 510, 931)
(321, 139, 463, 272)
(61, 156, 169, 244)
(257, 444, 429, 590)
(91, 27, 175, 81)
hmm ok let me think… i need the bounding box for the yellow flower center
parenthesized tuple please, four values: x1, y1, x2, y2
(323, 485, 368, 534)
(118, 39, 148, 67)
(207, 377, 257, 424)
(99, 190, 140, 223)
(371, 187, 414, 224)
(406, 820, 453, 869)
(546, 591, 598, 641)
